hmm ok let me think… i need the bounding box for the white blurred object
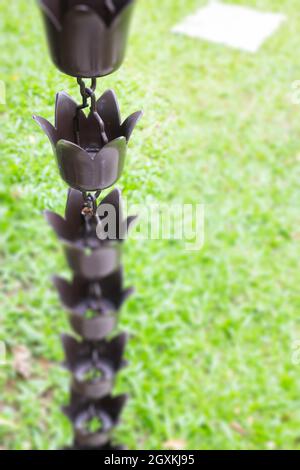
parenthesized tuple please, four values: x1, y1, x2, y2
(172, 2, 286, 53)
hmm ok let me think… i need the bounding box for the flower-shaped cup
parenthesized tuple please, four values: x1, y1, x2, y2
(38, 0, 136, 77)
(63, 392, 127, 447)
(34, 89, 142, 192)
(54, 269, 133, 340)
(62, 333, 128, 398)
(45, 187, 137, 247)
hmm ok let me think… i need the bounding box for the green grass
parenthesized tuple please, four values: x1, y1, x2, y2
(1, 0, 300, 450)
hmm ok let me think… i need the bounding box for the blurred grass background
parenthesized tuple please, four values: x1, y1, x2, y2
(1, 0, 300, 450)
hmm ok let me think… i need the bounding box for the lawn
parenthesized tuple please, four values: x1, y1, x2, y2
(1, 0, 300, 450)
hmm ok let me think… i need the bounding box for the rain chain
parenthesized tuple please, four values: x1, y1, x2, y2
(34, 0, 142, 450)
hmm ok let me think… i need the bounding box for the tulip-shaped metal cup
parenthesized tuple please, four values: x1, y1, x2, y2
(62, 334, 128, 398)
(34, 90, 142, 192)
(37, 0, 136, 78)
(63, 392, 127, 447)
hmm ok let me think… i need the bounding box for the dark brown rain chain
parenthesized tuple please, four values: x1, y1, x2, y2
(34, 0, 142, 450)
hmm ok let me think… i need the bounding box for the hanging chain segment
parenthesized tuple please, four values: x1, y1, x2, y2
(74, 78, 109, 148)
(75, 78, 107, 209)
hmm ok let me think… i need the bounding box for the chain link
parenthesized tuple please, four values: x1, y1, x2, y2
(81, 191, 101, 216)
(74, 78, 108, 206)
(75, 78, 108, 148)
